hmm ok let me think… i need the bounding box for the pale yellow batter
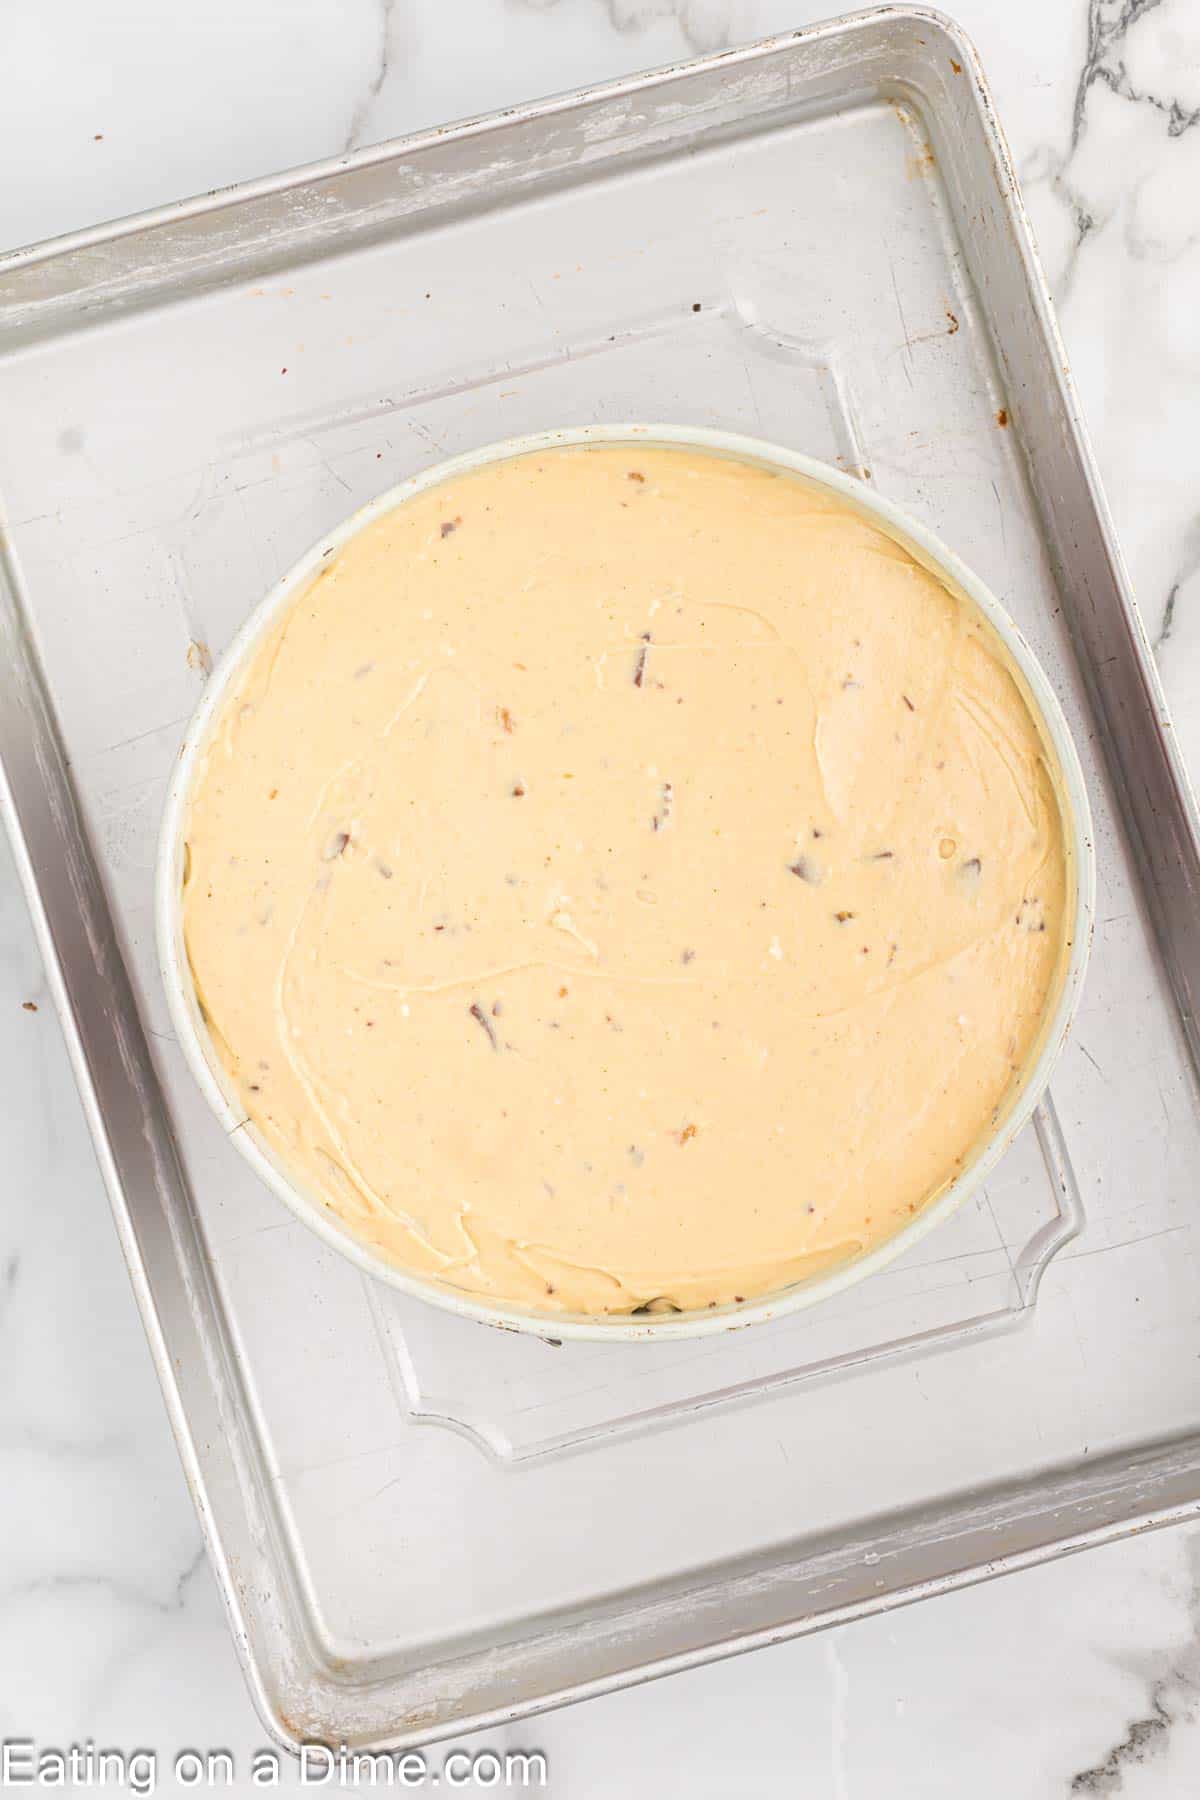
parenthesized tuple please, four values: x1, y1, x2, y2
(182, 445, 1071, 1316)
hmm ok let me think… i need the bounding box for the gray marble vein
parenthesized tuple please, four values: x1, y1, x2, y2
(1014, 0, 1200, 698)
(1071, 0, 1165, 147)
(1155, 520, 1200, 650)
(1025, 0, 1199, 295)
(0, 1548, 204, 1626)
(1071, 1540, 1200, 1793)
(345, 0, 399, 152)
(596, 0, 739, 56)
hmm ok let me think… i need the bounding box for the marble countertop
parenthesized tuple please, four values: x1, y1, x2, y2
(3, 0, 1200, 1793)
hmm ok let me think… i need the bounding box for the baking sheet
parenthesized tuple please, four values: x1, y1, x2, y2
(2, 5, 1199, 1749)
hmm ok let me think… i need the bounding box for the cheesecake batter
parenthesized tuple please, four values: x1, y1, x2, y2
(181, 445, 1072, 1316)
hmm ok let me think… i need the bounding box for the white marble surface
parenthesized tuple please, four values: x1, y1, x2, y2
(3, 0, 1200, 1793)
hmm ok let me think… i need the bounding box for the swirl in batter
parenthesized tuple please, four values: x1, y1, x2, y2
(181, 445, 1072, 1316)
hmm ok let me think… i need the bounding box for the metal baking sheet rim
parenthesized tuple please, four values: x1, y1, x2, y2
(2, 2, 1199, 1753)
